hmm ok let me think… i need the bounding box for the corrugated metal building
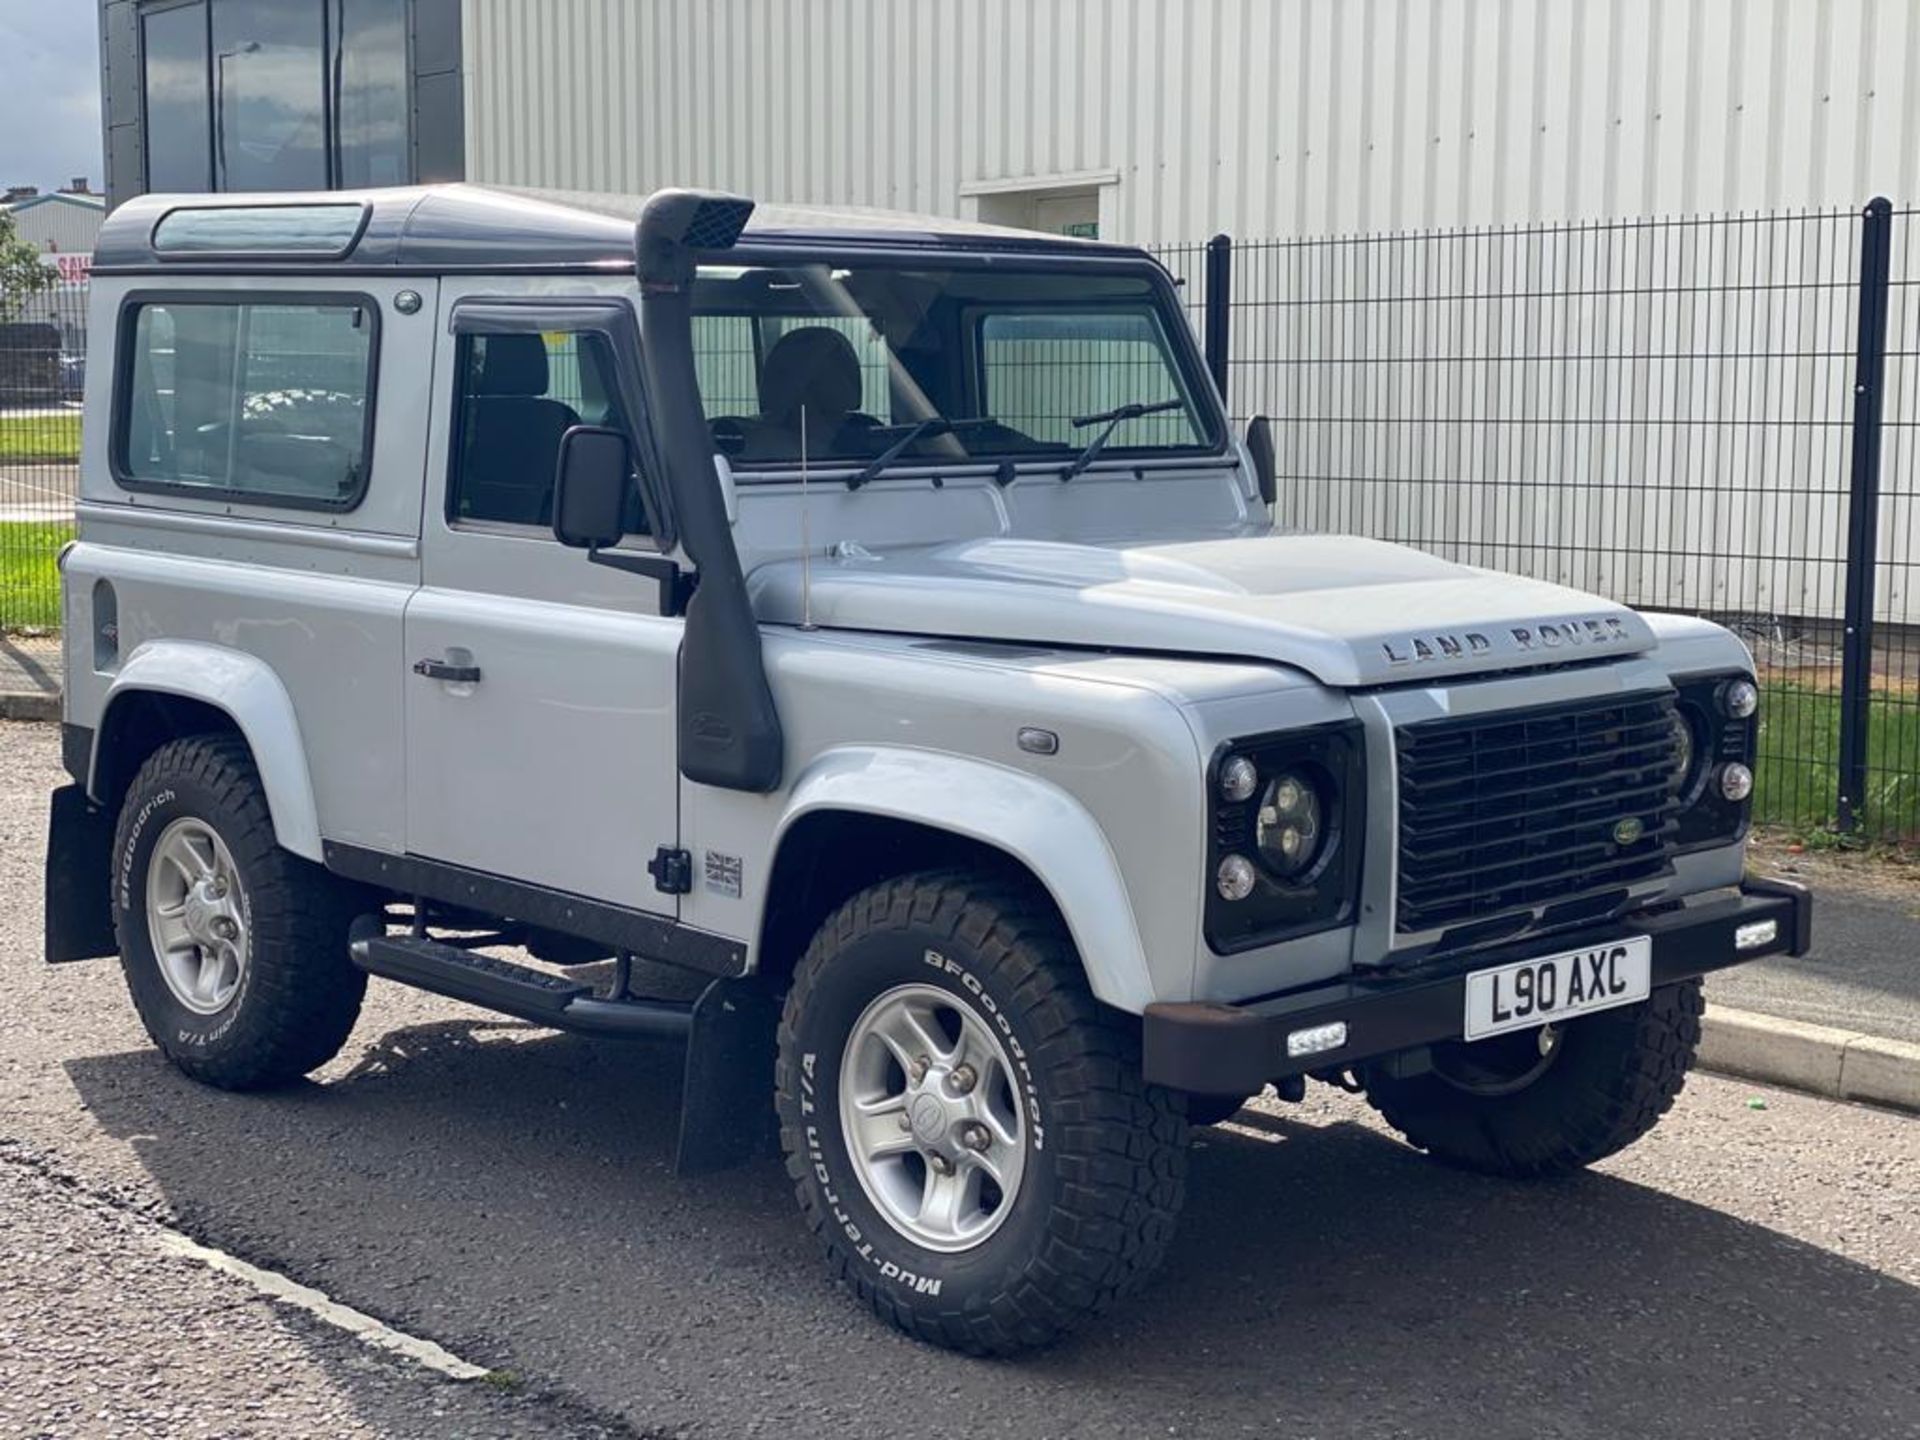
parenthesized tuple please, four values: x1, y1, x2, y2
(99, 0, 1920, 242)
(87, 0, 1920, 630)
(459, 0, 1920, 244)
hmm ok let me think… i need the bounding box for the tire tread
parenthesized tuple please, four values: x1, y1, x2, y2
(1364, 979, 1704, 1179)
(114, 734, 366, 1090)
(776, 868, 1188, 1355)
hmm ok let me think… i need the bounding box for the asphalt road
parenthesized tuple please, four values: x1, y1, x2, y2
(1707, 880, 1920, 1044)
(4, 720, 1918, 1439)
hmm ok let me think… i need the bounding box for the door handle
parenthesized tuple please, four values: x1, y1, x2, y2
(412, 657, 482, 684)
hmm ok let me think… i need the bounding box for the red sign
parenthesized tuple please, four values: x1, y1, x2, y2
(53, 253, 92, 284)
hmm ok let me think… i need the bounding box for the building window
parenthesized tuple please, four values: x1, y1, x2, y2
(211, 1, 328, 191)
(142, 3, 212, 192)
(335, 0, 411, 187)
(118, 298, 377, 509)
(137, 0, 414, 194)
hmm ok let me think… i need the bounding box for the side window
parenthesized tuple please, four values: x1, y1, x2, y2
(119, 297, 375, 508)
(447, 328, 649, 534)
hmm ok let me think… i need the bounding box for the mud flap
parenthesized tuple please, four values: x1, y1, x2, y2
(675, 974, 782, 1175)
(46, 784, 117, 963)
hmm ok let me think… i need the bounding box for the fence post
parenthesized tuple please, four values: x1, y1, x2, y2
(1203, 233, 1232, 406)
(1837, 196, 1894, 832)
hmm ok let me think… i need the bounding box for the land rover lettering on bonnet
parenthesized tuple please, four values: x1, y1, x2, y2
(44, 184, 1809, 1356)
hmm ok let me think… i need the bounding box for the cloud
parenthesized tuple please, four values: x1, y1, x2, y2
(0, 8, 104, 192)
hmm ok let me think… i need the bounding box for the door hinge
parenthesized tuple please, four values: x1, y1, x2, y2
(648, 846, 693, 895)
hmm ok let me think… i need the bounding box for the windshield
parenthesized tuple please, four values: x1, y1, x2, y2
(689, 259, 1219, 471)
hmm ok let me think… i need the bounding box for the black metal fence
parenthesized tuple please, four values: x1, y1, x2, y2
(1160, 201, 1920, 842)
(8, 214, 1920, 838)
(0, 279, 84, 632)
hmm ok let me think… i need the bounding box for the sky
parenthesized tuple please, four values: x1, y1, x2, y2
(0, 4, 105, 193)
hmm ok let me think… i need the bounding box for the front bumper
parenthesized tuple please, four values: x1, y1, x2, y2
(1143, 878, 1812, 1094)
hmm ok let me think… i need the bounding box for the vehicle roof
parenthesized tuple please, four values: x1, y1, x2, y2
(91, 183, 1145, 275)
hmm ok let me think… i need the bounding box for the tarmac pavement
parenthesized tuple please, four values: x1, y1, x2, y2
(2, 720, 1917, 1438)
(1707, 881, 1920, 1045)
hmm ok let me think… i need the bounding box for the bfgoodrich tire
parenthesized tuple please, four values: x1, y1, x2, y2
(112, 734, 368, 1090)
(776, 871, 1189, 1354)
(1364, 979, 1705, 1179)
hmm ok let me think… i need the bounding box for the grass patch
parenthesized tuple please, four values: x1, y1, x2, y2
(1755, 683, 1920, 841)
(0, 521, 70, 631)
(0, 412, 79, 462)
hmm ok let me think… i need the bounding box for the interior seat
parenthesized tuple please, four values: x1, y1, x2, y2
(459, 334, 580, 525)
(751, 325, 871, 458)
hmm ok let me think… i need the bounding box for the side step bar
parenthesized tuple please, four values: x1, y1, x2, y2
(348, 919, 693, 1039)
(346, 917, 781, 1175)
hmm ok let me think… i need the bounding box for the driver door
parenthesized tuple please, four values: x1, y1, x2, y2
(404, 292, 682, 914)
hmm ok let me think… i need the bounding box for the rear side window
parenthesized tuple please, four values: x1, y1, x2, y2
(117, 297, 377, 509)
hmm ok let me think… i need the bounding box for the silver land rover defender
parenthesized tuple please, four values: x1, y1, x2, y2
(46, 185, 1810, 1354)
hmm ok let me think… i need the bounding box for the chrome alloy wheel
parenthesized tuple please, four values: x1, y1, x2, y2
(145, 817, 251, 1016)
(838, 983, 1028, 1253)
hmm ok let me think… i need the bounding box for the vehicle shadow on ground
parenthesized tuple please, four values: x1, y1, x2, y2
(66, 1015, 1920, 1440)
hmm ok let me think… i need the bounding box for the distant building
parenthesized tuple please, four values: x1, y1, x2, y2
(2, 184, 103, 357)
(3, 184, 105, 256)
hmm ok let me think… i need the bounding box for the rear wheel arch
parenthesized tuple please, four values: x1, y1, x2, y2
(94, 690, 241, 808)
(91, 648, 323, 861)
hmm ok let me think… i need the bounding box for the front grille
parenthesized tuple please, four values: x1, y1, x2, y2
(1395, 690, 1683, 934)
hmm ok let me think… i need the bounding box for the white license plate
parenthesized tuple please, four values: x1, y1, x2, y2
(1462, 937, 1652, 1041)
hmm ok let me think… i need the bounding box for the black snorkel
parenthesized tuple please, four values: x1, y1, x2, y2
(635, 190, 785, 793)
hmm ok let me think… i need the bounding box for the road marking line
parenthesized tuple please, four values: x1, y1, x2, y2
(152, 1228, 491, 1381)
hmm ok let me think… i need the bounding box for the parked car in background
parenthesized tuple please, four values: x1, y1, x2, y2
(0, 321, 62, 405)
(58, 350, 85, 403)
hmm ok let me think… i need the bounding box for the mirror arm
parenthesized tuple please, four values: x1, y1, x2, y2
(587, 547, 698, 617)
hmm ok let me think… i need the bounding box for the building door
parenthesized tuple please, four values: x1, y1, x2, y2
(405, 290, 682, 915)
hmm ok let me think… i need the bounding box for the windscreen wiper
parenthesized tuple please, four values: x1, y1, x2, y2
(1061, 398, 1185, 481)
(845, 415, 992, 490)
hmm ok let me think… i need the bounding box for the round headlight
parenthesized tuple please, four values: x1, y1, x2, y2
(1256, 772, 1325, 880)
(1723, 679, 1759, 719)
(1218, 754, 1259, 804)
(1215, 853, 1257, 902)
(1718, 762, 1754, 802)
(1669, 711, 1696, 793)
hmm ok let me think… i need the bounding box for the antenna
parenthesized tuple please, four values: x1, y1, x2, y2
(798, 405, 815, 630)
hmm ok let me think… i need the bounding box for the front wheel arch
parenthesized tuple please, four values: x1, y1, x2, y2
(758, 748, 1161, 1012)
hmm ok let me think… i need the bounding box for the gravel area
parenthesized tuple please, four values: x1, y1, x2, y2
(3, 720, 1918, 1439)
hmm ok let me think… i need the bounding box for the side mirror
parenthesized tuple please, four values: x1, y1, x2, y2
(1245, 415, 1277, 508)
(553, 425, 631, 549)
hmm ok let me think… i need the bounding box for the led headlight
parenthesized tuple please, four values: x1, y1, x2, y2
(1204, 721, 1363, 955)
(1256, 772, 1325, 880)
(1669, 711, 1696, 793)
(1670, 672, 1759, 853)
